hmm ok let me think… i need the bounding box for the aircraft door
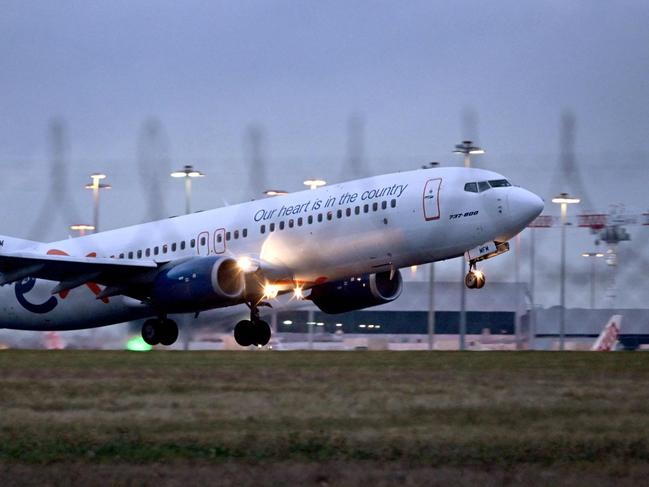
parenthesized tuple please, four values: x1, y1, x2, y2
(423, 178, 442, 221)
(197, 231, 210, 255)
(213, 228, 226, 254)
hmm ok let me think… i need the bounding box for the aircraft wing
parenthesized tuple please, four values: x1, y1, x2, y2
(0, 252, 159, 295)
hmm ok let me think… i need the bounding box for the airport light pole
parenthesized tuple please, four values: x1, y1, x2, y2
(84, 173, 111, 233)
(453, 141, 484, 350)
(582, 251, 604, 309)
(171, 165, 205, 215)
(69, 224, 95, 237)
(552, 193, 580, 350)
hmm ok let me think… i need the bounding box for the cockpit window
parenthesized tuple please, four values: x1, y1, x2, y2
(464, 182, 478, 193)
(488, 179, 511, 187)
(478, 181, 490, 192)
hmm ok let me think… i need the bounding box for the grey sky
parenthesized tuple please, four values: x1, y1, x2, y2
(0, 1, 648, 308)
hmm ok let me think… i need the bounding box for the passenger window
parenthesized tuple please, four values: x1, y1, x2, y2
(154, 247, 159, 256)
(242, 229, 248, 238)
(297, 217, 303, 226)
(270, 223, 275, 232)
(337, 209, 342, 219)
(279, 221, 285, 230)
(137, 250, 142, 258)
(478, 181, 490, 192)
(234, 230, 239, 239)
(119, 253, 124, 259)
(464, 182, 478, 193)
(145, 248, 150, 257)
(128, 251, 133, 259)
(391, 199, 396, 208)
(190, 239, 196, 248)
(381, 201, 387, 210)
(171, 243, 177, 251)
(261, 224, 266, 234)
(372, 202, 378, 211)
(327, 211, 333, 221)
(288, 219, 294, 228)
(217, 234, 223, 243)
(364, 204, 369, 213)
(200, 236, 206, 246)
(355, 206, 360, 215)
(308, 215, 313, 224)
(346, 208, 351, 217)
(488, 179, 511, 187)
(162, 244, 168, 254)
(226, 232, 231, 241)
(317, 213, 323, 223)
(180, 241, 186, 250)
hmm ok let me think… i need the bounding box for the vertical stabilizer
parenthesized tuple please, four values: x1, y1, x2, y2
(591, 315, 622, 351)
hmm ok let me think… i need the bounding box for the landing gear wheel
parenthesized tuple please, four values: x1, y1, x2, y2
(464, 267, 486, 289)
(254, 320, 271, 346)
(141, 319, 160, 346)
(158, 319, 179, 346)
(234, 319, 255, 347)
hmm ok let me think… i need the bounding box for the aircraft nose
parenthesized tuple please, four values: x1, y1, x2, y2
(508, 187, 544, 226)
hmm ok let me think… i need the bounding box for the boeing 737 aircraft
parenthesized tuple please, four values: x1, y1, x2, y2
(0, 167, 543, 347)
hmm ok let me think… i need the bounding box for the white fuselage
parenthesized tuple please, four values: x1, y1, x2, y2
(0, 167, 543, 331)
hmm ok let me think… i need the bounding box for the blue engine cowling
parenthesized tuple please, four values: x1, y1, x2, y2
(151, 256, 245, 312)
(309, 270, 403, 314)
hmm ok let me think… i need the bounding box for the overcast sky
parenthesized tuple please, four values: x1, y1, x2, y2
(1, 1, 648, 307)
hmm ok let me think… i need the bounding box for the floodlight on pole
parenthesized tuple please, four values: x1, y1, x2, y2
(170, 165, 205, 215)
(84, 173, 111, 233)
(69, 224, 95, 237)
(453, 140, 485, 168)
(264, 189, 289, 197)
(453, 142, 484, 350)
(303, 178, 326, 190)
(552, 192, 580, 350)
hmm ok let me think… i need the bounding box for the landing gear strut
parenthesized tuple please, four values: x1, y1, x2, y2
(234, 302, 271, 347)
(464, 261, 486, 289)
(141, 317, 179, 346)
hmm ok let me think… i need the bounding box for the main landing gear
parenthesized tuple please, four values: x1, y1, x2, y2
(141, 317, 179, 346)
(464, 262, 486, 289)
(234, 302, 271, 347)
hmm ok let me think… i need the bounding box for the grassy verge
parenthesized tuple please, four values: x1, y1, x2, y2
(1, 350, 649, 485)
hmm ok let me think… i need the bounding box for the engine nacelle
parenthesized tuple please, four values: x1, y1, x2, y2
(309, 270, 403, 314)
(151, 256, 245, 311)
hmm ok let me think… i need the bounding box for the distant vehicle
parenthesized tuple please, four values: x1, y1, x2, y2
(0, 167, 542, 347)
(591, 315, 622, 351)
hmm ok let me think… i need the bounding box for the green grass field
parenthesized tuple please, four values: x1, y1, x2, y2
(2, 350, 649, 486)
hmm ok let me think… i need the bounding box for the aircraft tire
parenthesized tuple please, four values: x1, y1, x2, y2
(254, 320, 271, 346)
(464, 272, 477, 289)
(159, 319, 179, 346)
(234, 319, 255, 347)
(141, 319, 160, 346)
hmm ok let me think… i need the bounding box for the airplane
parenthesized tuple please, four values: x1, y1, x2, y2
(0, 166, 543, 347)
(591, 315, 622, 351)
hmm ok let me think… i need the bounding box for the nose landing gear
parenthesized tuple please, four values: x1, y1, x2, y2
(464, 263, 486, 289)
(234, 301, 272, 347)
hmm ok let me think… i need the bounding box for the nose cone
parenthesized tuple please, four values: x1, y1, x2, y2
(508, 188, 544, 228)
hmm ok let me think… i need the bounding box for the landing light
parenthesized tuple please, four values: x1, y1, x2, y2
(293, 286, 304, 300)
(237, 257, 255, 272)
(263, 283, 279, 299)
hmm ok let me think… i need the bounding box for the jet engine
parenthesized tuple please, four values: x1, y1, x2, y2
(309, 270, 403, 314)
(151, 256, 245, 312)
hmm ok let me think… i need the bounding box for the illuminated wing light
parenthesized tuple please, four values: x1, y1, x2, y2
(236, 257, 257, 273)
(263, 283, 280, 299)
(293, 286, 304, 300)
